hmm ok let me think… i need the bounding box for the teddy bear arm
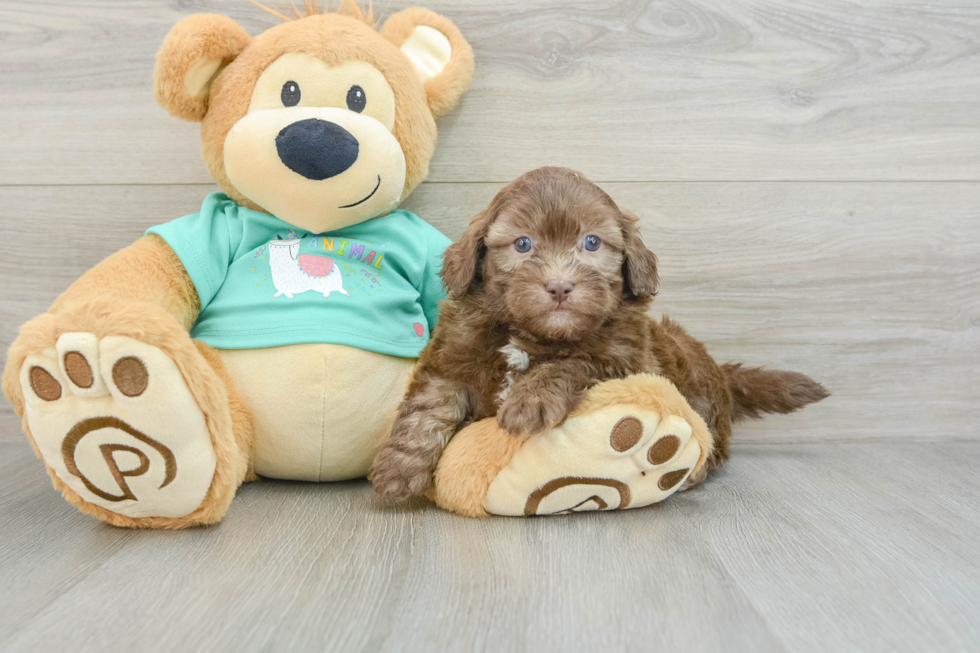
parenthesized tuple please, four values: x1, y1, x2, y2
(3, 235, 201, 419)
(49, 235, 200, 329)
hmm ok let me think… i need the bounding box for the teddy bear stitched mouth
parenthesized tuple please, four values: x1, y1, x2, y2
(339, 174, 382, 208)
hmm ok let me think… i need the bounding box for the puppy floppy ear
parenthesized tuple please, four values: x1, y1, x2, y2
(621, 210, 660, 299)
(381, 8, 475, 117)
(442, 209, 495, 300)
(154, 14, 251, 122)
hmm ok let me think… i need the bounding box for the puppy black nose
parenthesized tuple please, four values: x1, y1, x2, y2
(545, 280, 575, 302)
(276, 119, 359, 181)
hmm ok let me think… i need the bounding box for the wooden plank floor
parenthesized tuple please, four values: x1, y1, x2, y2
(2, 1, 980, 183)
(1, 0, 978, 650)
(1, 438, 978, 652)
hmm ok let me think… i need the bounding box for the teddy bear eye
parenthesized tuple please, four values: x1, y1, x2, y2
(514, 237, 533, 253)
(584, 235, 601, 251)
(281, 81, 301, 107)
(346, 85, 366, 113)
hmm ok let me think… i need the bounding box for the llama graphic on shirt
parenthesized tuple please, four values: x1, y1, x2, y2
(268, 239, 350, 299)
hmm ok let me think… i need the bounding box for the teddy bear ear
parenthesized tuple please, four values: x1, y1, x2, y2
(154, 14, 251, 123)
(380, 8, 475, 117)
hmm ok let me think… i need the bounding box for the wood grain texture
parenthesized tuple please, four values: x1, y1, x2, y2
(1, 0, 979, 184)
(2, 182, 977, 444)
(1, 439, 977, 652)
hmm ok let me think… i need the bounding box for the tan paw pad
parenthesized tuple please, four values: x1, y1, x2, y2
(112, 357, 149, 397)
(56, 333, 107, 397)
(29, 365, 62, 402)
(63, 351, 94, 389)
(609, 416, 643, 452)
(648, 435, 681, 465)
(658, 468, 690, 491)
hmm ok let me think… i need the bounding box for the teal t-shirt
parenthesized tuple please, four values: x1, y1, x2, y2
(147, 193, 450, 357)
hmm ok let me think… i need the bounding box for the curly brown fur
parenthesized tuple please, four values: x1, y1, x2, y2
(370, 167, 829, 498)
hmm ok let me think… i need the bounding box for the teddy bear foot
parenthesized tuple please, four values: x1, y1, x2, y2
(429, 375, 713, 518)
(20, 333, 219, 523)
(486, 405, 703, 516)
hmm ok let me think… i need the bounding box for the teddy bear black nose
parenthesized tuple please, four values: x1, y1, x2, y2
(275, 119, 359, 181)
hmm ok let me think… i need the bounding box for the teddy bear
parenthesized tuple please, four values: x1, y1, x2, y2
(1, 2, 711, 527)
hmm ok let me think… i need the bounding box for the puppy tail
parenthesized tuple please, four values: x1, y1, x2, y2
(721, 363, 829, 422)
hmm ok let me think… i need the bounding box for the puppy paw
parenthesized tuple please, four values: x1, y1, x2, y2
(369, 445, 434, 499)
(497, 387, 574, 437)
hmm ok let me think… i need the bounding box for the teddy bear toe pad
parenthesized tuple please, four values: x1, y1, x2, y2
(20, 334, 216, 518)
(485, 405, 701, 516)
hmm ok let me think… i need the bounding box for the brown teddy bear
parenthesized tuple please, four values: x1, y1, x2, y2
(2, 3, 711, 527)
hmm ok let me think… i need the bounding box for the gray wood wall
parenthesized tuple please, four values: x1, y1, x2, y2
(2, 0, 978, 444)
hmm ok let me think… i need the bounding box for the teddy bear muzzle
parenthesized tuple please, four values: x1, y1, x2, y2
(223, 106, 407, 233)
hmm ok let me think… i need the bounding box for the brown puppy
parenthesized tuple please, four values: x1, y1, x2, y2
(370, 167, 828, 499)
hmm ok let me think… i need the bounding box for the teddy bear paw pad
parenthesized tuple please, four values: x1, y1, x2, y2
(20, 334, 216, 518)
(485, 405, 701, 516)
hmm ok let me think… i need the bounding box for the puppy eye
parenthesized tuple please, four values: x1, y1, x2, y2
(346, 85, 366, 113)
(281, 81, 301, 107)
(584, 235, 602, 251)
(514, 237, 533, 253)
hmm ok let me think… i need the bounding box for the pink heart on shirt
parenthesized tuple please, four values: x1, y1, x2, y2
(413, 323, 424, 337)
